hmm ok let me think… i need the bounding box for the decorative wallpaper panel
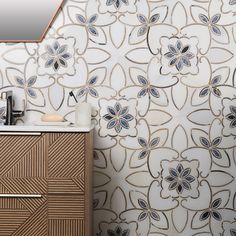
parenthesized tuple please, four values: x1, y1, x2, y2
(0, 0, 236, 235)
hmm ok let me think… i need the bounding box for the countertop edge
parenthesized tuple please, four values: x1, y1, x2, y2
(0, 124, 95, 133)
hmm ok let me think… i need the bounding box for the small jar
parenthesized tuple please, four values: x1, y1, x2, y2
(75, 102, 92, 127)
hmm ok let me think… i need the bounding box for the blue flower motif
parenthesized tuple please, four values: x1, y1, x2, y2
(199, 136, 223, 160)
(199, 13, 222, 36)
(107, 226, 130, 236)
(43, 41, 72, 72)
(229, 0, 236, 5)
(15, 75, 37, 98)
(76, 14, 99, 37)
(76, 76, 99, 98)
(137, 198, 160, 222)
(199, 198, 222, 222)
(230, 229, 236, 236)
(136, 13, 160, 36)
(164, 40, 195, 72)
(103, 102, 134, 133)
(137, 137, 160, 160)
(137, 75, 160, 98)
(226, 106, 236, 128)
(199, 75, 222, 98)
(106, 0, 128, 9)
(165, 164, 195, 194)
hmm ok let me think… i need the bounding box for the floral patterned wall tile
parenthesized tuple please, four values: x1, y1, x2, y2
(0, 0, 236, 235)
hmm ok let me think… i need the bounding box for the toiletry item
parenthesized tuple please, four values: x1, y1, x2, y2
(0, 91, 25, 125)
(41, 114, 64, 122)
(75, 102, 91, 127)
(69, 91, 78, 103)
(0, 97, 7, 125)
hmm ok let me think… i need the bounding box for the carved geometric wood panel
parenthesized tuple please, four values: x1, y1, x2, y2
(48, 133, 85, 178)
(48, 194, 85, 219)
(0, 132, 91, 236)
(48, 133, 85, 195)
(0, 196, 47, 236)
(48, 177, 84, 194)
(0, 209, 30, 236)
(49, 219, 85, 236)
(11, 200, 48, 236)
(0, 135, 43, 176)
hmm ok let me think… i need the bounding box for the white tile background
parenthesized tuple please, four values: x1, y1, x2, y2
(0, 0, 236, 235)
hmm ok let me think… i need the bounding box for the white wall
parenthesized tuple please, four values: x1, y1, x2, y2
(0, 0, 236, 235)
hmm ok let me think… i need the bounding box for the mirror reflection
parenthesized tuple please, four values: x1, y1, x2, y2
(0, 0, 63, 42)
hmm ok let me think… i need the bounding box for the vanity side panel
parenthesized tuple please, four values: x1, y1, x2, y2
(47, 131, 93, 236)
(85, 131, 93, 236)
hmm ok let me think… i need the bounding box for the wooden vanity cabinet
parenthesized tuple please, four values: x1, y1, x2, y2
(0, 131, 93, 236)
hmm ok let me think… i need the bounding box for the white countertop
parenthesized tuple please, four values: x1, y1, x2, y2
(0, 124, 95, 133)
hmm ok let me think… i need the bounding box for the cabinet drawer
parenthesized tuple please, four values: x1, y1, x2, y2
(48, 133, 85, 178)
(0, 195, 47, 236)
(48, 133, 86, 195)
(0, 134, 45, 177)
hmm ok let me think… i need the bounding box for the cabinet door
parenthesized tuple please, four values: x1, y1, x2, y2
(0, 133, 48, 236)
(0, 133, 47, 194)
(0, 197, 48, 236)
(48, 195, 85, 236)
(47, 132, 86, 195)
(47, 132, 89, 236)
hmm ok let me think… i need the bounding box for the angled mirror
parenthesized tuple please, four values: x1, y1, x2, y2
(0, 0, 63, 42)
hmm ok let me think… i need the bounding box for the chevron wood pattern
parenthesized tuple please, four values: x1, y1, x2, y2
(72, 173, 85, 192)
(0, 131, 93, 236)
(0, 178, 47, 194)
(12, 201, 48, 236)
(0, 209, 30, 236)
(18, 194, 47, 213)
(48, 178, 84, 194)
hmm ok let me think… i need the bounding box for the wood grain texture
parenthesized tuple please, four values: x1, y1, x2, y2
(5, 134, 48, 178)
(0, 178, 47, 194)
(0, 135, 42, 176)
(0, 209, 30, 236)
(12, 201, 48, 236)
(48, 133, 85, 178)
(85, 131, 93, 236)
(49, 219, 85, 236)
(0, 131, 93, 236)
(48, 194, 85, 219)
(48, 177, 84, 194)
